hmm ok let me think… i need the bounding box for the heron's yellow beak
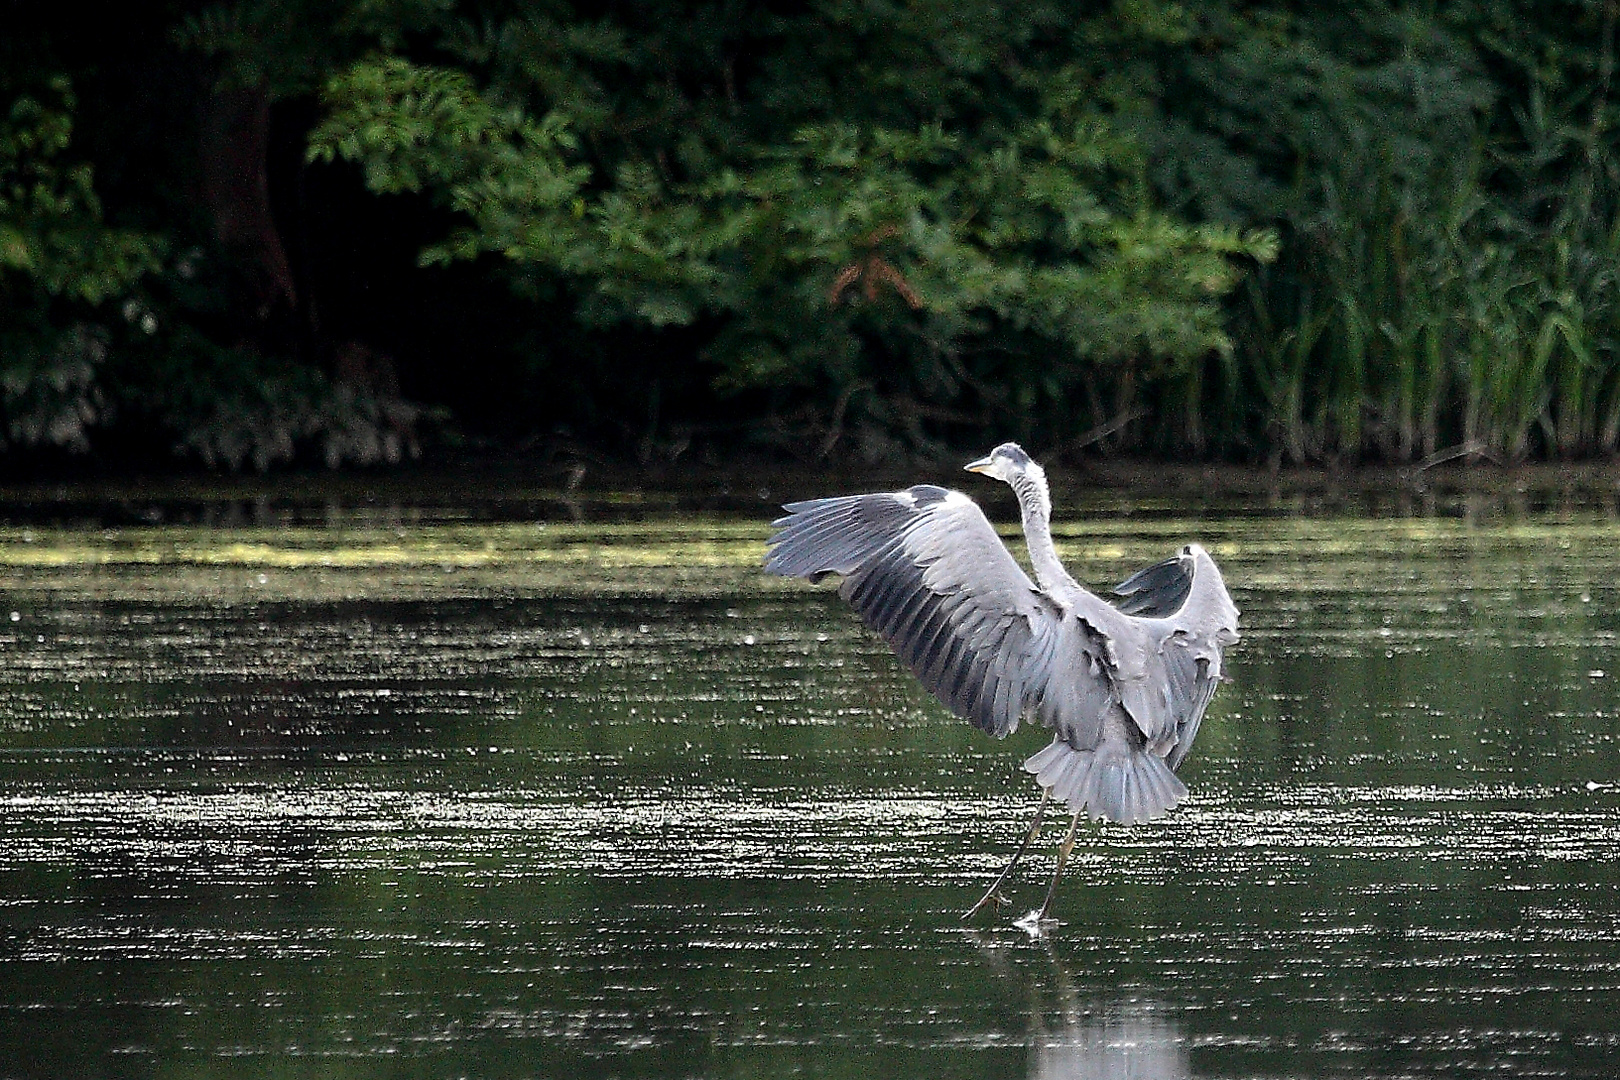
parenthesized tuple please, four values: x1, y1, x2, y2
(964, 455, 994, 474)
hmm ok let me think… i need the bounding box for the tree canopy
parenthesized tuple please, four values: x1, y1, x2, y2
(2, 1, 1618, 468)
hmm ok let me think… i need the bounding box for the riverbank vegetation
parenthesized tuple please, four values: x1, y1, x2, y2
(3, 2, 1618, 470)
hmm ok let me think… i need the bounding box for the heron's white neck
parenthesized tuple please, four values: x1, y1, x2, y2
(1010, 464, 1078, 596)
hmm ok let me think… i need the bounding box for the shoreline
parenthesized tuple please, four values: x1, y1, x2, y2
(0, 455, 1617, 524)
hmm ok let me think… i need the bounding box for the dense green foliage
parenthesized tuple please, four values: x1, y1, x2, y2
(3, 2, 1620, 467)
(0, 78, 163, 451)
(305, 20, 1270, 460)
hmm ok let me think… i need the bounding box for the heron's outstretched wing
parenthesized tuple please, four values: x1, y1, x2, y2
(1157, 639, 1221, 770)
(764, 485, 1068, 738)
(1079, 546, 1239, 769)
(1161, 547, 1239, 768)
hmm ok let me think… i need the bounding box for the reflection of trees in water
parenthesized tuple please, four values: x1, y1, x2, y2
(968, 931, 1195, 1080)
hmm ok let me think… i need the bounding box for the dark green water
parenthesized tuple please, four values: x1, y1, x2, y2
(2, 491, 1620, 1078)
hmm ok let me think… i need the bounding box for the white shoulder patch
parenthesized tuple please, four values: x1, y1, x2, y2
(942, 489, 974, 509)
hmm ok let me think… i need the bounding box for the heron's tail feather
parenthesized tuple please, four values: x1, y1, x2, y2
(1023, 739, 1186, 825)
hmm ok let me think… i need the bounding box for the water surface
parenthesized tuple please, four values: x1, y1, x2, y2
(1, 486, 1619, 1078)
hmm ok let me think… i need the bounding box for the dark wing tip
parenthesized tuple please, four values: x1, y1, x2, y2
(1112, 553, 1193, 618)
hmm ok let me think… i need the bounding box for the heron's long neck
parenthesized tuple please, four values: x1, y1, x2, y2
(1010, 466, 1079, 596)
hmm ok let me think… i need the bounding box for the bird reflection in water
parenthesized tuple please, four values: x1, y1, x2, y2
(970, 932, 1194, 1080)
(1028, 1002, 1191, 1080)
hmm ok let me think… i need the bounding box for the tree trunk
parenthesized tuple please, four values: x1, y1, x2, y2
(199, 82, 296, 318)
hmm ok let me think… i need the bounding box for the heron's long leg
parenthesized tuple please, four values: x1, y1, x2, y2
(1036, 812, 1083, 922)
(961, 788, 1050, 921)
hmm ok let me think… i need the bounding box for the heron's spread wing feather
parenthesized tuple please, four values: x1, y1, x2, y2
(1161, 645, 1219, 770)
(1138, 549, 1238, 769)
(1038, 547, 1237, 771)
(764, 487, 1062, 737)
(1112, 556, 1193, 618)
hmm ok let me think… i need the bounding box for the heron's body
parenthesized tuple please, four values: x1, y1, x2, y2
(763, 443, 1239, 917)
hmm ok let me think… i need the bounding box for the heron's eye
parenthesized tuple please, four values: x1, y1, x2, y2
(1183, 545, 1192, 556)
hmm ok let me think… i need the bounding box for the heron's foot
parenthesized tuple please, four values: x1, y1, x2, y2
(1013, 908, 1051, 937)
(961, 788, 1051, 923)
(960, 885, 1011, 922)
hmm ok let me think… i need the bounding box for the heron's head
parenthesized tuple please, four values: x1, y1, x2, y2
(964, 442, 1033, 484)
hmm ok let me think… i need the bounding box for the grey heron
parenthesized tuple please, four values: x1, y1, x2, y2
(762, 442, 1239, 923)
